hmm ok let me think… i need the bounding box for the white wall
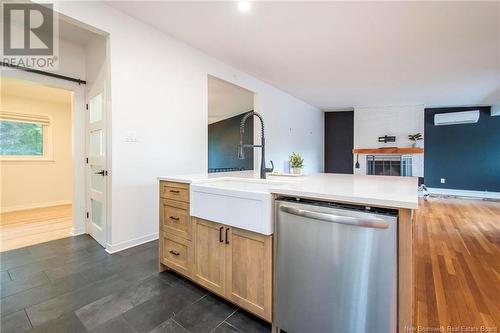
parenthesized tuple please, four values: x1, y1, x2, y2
(55, 2, 323, 251)
(353, 104, 424, 176)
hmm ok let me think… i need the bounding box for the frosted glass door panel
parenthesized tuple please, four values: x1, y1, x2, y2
(91, 199, 103, 228)
(89, 94, 103, 123)
(91, 166, 104, 192)
(89, 130, 103, 158)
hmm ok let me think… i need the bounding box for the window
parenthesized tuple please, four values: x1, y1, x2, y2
(0, 112, 51, 160)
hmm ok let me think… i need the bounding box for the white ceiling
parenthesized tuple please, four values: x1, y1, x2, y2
(208, 75, 254, 124)
(108, 1, 500, 110)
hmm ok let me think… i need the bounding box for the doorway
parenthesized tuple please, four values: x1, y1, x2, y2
(324, 111, 354, 174)
(207, 75, 255, 173)
(1, 16, 110, 251)
(0, 78, 74, 251)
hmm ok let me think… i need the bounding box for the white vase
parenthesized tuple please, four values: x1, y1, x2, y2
(291, 167, 302, 175)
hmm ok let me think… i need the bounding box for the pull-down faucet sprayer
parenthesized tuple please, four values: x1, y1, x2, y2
(238, 111, 274, 179)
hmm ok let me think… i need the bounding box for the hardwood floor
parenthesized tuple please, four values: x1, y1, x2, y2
(1, 205, 73, 252)
(415, 197, 500, 330)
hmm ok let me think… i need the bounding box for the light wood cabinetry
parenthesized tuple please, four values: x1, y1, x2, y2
(191, 217, 272, 322)
(158, 181, 273, 322)
(160, 199, 191, 239)
(225, 227, 272, 321)
(160, 231, 193, 277)
(192, 217, 226, 295)
(159, 182, 193, 276)
(160, 181, 190, 202)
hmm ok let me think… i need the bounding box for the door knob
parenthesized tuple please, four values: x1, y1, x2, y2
(94, 170, 107, 176)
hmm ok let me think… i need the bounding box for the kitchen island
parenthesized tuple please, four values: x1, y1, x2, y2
(157, 171, 418, 332)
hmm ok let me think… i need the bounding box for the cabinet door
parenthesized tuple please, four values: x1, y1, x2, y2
(225, 227, 272, 322)
(160, 231, 193, 277)
(193, 218, 226, 295)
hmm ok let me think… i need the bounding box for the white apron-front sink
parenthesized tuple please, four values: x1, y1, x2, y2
(190, 178, 288, 235)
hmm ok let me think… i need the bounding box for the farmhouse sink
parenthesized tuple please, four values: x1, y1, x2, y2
(190, 178, 287, 235)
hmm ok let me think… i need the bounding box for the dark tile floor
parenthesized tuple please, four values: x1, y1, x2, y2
(0, 235, 271, 333)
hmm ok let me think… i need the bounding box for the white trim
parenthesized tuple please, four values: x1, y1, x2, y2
(0, 200, 72, 213)
(70, 227, 87, 236)
(105, 232, 158, 254)
(427, 187, 500, 200)
(0, 111, 50, 125)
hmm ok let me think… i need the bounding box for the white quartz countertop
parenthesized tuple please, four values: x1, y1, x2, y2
(158, 171, 419, 209)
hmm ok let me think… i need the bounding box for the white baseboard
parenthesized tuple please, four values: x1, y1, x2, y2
(1, 200, 72, 213)
(427, 187, 500, 200)
(70, 228, 87, 236)
(105, 232, 159, 254)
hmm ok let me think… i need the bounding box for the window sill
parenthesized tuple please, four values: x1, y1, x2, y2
(0, 157, 55, 163)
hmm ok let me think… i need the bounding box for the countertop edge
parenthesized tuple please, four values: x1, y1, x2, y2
(157, 177, 193, 184)
(157, 174, 419, 210)
(271, 189, 418, 210)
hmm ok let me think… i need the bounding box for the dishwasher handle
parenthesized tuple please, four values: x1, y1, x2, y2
(279, 205, 389, 229)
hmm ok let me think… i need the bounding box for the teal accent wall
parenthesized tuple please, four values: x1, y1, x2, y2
(424, 106, 500, 192)
(208, 114, 253, 171)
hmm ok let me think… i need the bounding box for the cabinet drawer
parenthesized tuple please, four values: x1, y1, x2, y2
(161, 232, 192, 277)
(160, 182, 189, 202)
(160, 199, 191, 239)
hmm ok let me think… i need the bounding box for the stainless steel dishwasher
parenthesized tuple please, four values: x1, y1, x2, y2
(275, 197, 398, 333)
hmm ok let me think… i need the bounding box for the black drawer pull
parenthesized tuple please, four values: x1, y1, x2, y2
(225, 228, 230, 244)
(169, 250, 180, 256)
(219, 226, 224, 243)
(169, 216, 180, 221)
(169, 189, 180, 194)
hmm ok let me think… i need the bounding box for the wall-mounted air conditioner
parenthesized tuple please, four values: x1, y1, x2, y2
(434, 110, 480, 126)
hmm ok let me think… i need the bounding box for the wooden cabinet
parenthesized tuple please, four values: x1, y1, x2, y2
(160, 199, 191, 239)
(225, 227, 272, 321)
(159, 181, 193, 277)
(192, 217, 272, 322)
(160, 231, 193, 277)
(192, 217, 226, 295)
(160, 181, 189, 202)
(158, 181, 272, 322)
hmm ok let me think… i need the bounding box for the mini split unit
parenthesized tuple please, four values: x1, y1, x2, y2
(434, 110, 480, 126)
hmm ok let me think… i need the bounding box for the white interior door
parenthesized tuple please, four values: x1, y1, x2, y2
(86, 92, 107, 247)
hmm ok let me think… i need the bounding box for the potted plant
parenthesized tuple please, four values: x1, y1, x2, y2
(289, 152, 304, 174)
(408, 133, 423, 148)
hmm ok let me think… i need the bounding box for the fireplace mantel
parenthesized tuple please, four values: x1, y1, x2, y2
(352, 147, 424, 154)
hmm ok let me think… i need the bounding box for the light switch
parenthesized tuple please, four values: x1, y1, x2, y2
(440, 178, 446, 184)
(125, 132, 138, 143)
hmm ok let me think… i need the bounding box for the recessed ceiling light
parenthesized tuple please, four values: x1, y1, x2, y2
(237, 1, 251, 13)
